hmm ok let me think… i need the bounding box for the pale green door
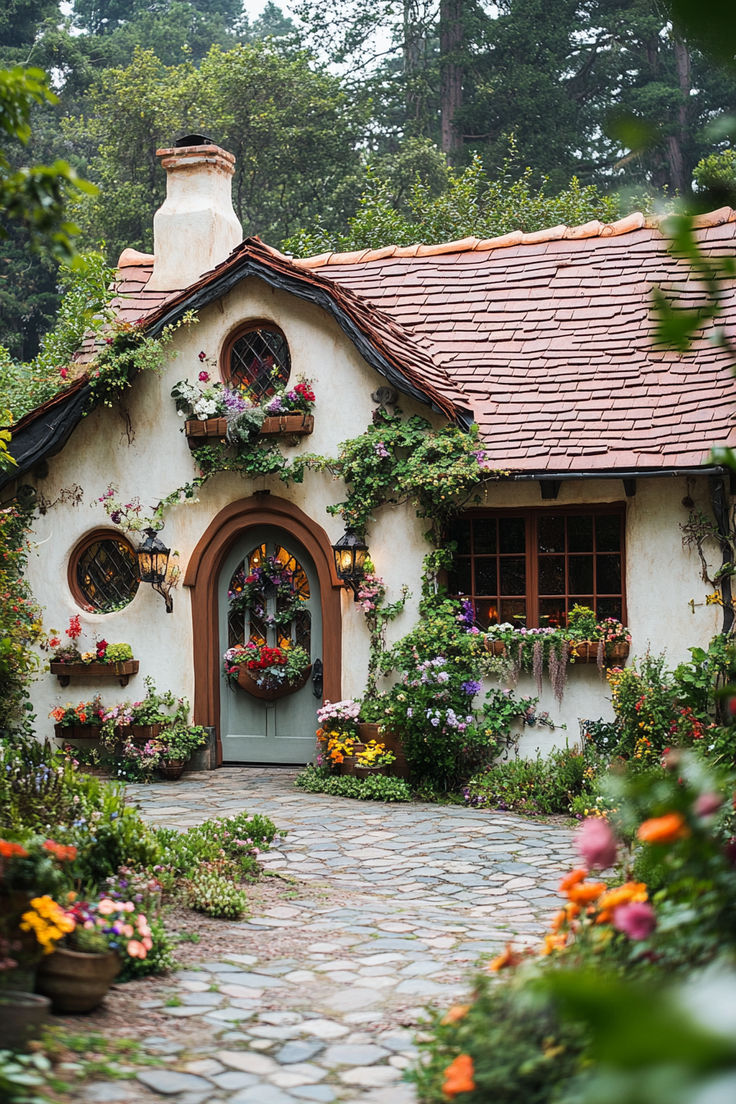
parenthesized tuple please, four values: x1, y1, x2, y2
(219, 526, 321, 763)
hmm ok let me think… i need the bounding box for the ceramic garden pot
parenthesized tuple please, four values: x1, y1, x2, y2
(0, 990, 51, 1048)
(35, 947, 120, 1013)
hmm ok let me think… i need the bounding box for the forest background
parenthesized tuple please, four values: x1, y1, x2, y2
(4, 0, 736, 377)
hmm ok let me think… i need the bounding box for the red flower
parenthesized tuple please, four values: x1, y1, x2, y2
(66, 615, 82, 640)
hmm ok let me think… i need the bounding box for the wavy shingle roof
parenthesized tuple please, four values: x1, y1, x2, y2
(26, 208, 736, 482)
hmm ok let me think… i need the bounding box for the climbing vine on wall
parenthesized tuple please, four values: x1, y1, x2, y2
(297, 407, 497, 540)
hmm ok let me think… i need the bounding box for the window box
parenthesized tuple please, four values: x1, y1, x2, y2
(54, 724, 102, 741)
(259, 413, 314, 437)
(185, 417, 228, 448)
(49, 660, 139, 688)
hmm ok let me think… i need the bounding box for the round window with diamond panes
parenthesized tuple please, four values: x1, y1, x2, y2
(223, 325, 290, 402)
(70, 531, 140, 613)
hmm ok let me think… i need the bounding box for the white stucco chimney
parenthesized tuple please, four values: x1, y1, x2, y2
(147, 135, 243, 291)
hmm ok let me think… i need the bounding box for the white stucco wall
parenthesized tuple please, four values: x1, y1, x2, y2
(22, 275, 724, 755)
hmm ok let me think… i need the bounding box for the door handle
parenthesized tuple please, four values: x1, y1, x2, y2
(312, 658, 323, 699)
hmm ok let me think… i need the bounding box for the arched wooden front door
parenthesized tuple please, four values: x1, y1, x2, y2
(184, 496, 343, 765)
(219, 527, 321, 763)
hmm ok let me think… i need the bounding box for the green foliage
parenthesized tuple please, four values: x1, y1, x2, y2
(285, 154, 621, 256)
(186, 871, 248, 918)
(0, 249, 115, 420)
(607, 655, 680, 761)
(409, 973, 587, 1104)
(0, 1049, 51, 1104)
(304, 407, 488, 538)
(465, 747, 591, 816)
(294, 764, 411, 802)
(154, 811, 280, 881)
(0, 504, 45, 740)
(0, 65, 95, 261)
(192, 438, 294, 483)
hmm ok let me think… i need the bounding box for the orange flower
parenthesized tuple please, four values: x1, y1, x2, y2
(441, 1004, 470, 1025)
(566, 881, 607, 905)
(42, 841, 77, 862)
(596, 882, 648, 912)
(487, 942, 524, 972)
(442, 1054, 475, 1098)
(559, 868, 588, 895)
(637, 813, 690, 845)
(0, 840, 28, 858)
(540, 932, 567, 956)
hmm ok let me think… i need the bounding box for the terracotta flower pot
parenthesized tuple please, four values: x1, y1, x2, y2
(355, 723, 410, 779)
(338, 744, 366, 776)
(236, 663, 311, 700)
(36, 947, 120, 1013)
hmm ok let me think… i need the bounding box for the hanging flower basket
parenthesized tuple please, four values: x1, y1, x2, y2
(571, 641, 601, 664)
(49, 660, 139, 688)
(184, 417, 228, 448)
(484, 638, 507, 657)
(260, 413, 314, 437)
(236, 663, 312, 701)
(607, 642, 630, 665)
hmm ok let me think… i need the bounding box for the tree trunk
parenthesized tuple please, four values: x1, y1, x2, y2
(666, 36, 692, 197)
(403, 0, 426, 129)
(440, 0, 464, 160)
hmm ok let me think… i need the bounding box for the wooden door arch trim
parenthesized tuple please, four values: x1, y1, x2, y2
(184, 496, 343, 762)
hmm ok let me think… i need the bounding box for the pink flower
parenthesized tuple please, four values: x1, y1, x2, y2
(198, 370, 210, 382)
(60, 367, 68, 379)
(612, 901, 656, 940)
(576, 816, 618, 870)
(198, 351, 206, 361)
(127, 939, 147, 958)
(97, 898, 117, 916)
(694, 792, 722, 818)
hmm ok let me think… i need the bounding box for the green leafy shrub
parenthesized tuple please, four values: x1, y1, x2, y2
(465, 747, 590, 816)
(117, 913, 175, 981)
(409, 973, 586, 1103)
(295, 765, 411, 802)
(186, 872, 248, 919)
(154, 811, 280, 882)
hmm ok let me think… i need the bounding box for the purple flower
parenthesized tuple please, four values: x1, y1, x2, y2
(374, 441, 390, 458)
(461, 680, 482, 697)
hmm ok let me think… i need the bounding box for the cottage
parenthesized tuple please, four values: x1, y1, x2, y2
(5, 137, 735, 764)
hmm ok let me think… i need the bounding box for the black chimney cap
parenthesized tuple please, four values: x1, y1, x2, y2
(174, 133, 215, 148)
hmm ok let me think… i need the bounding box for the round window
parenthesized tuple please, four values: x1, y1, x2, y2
(224, 326, 290, 401)
(70, 532, 140, 613)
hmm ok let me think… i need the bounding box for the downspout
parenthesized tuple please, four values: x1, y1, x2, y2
(709, 474, 734, 635)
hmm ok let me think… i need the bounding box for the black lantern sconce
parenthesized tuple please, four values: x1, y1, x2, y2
(331, 528, 369, 600)
(137, 527, 174, 613)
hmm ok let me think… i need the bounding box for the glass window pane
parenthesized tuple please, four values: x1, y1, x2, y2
(499, 517, 525, 554)
(568, 515, 593, 552)
(539, 599, 566, 628)
(596, 514, 621, 552)
(228, 328, 290, 400)
(448, 559, 472, 595)
(499, 598, 526, 626)
(538, 515, 565, 553)
(597, 554, 621, 594)
(475, 599, 499, 627)
(473, 519, 497, 554)
(452, 519, 472, 555)
(597, 597, 622, 621)
(475, 559, 498, 595)
(76, 538, 139, 613)
(538, 556, 565, 594)
(500, 556, 526, 595)
(568, 556, 594, 594)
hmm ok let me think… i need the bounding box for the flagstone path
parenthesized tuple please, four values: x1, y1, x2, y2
(72, 768, 577, 1104)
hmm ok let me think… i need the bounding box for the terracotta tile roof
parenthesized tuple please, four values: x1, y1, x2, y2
(71, 208, 736, 475)
(291, 209, 736, 472)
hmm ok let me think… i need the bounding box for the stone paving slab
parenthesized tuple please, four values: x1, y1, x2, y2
(69, 768, 576, 1104)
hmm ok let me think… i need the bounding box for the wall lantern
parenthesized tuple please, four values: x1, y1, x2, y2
(331, 528, 369, 599)
(137, 527, 174, 613)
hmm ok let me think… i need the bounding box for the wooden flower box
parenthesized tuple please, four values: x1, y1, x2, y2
(259, 413, 314, 437)
(184, 417, 228, 448)
(484, 638, 507, 656)
(54, 724, 103, 741)
(49, 660, 139, 687)
(571, 641, 629, 666)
